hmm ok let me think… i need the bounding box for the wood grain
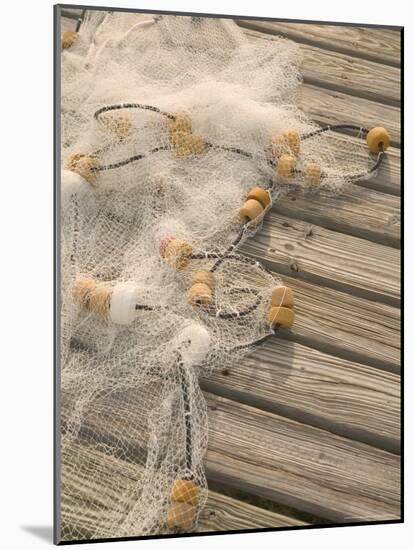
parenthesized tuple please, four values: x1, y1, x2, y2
(60, 18, 401, 196)
(59, 442, 306, 541)
(60, 15, 77, 33)
(241, 213, 400, 305)
(198, 489, 307, 532)
(205, 393, 400, 522)
(236, 20, 401, 67)
(316, 133, 400, 196)
(58, 10, 402, 534)
(299, 84, 400, 147)
(244, 28, 400, 105)
(273, 184, 400, 247)
(201, 339, 400, 452)
(65, 391, 400, 523)
(268, 275, 400, 372)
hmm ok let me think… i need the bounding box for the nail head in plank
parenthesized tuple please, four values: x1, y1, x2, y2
(241, 213, 401, 305)
(273, 184, 400, 247)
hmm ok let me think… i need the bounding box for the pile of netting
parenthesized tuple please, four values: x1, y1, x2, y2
(59, 11, 390, 540)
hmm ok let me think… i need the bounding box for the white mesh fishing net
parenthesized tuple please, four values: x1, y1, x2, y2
(59, 11, 389, 540)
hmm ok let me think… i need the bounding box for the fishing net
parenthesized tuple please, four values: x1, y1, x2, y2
(59, 11, 389, 540)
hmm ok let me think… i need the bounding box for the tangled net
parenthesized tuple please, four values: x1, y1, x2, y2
(60, 11, 390, 540)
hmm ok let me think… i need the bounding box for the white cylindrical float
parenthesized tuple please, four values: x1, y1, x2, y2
(109, 282, 140, 325)
(174, 322, 211, 367)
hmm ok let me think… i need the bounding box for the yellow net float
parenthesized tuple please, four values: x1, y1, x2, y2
(167, 112, 205, 156)
(101, 112, 132, 140)
(167, 479, 200, 530)
(277, 154, 296, 180)
(172, 132, 205, 157)
(170, 479, 200, 507)
(304, 161, 322, 187)
(366, 127, 391, 154)
(161, 238, 193, 270)
(267, 306, 295, 328)
(268, 285, 295, 328)
(187, 283, 212, 307)
(239, 198, 264, 224)
(246, 186, 271, 209)
(187, 271, 215, 307)
(271, 285, 294, 309)
(66, 153, 99, 184)
(168, 112, 193, 134)
(192, 270, 215, 290)
(167, 501, 197, 530)
(61, 31, 78, 50)
(72, 278, 112, 318)
(271, 128, 300, 158)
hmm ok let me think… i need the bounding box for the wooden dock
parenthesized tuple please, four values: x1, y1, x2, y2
(59, 8, 401, 539)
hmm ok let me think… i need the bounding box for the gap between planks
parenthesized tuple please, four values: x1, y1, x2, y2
(201, 338, 400, 454)
(265, 274, 398, 373)
(61, 14, 401, 146)
(243, 28, 400, 106)
(62, 18, 400, 195)
(62, 388, 400, 523)
(205, 393, 400, 523)
(273, 184, 400, 248)
(59, 443, 306, 541)
(236, 20, 401, 68)
(242, 213, 400, 308)
(59, 8, 400, 528)
(62, 11, 402, 69)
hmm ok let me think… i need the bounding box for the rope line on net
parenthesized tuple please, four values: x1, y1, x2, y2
(90, 103, 385, 182)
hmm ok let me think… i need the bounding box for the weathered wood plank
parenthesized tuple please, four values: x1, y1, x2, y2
(60, 443, 305, 541)
(244, 28, 400, 105)
(299, 84, 400, 147)
(308, 133, 400, 195)
(61, 8, 83, 20)
(62, 391, 401, 523)
(205, 393, 400, 522)
(61, 15, 401, 195)
(61, 443, 140, 540)
(272, 275, 400, 372)
(198, 489, 307, 532)
(67, 390, 400, 523)
(236, 20, 401, 67)
(274, 184, 400, 247)
(61, 16, 76, 33)
(241, 213, 400, 305)
(201, 339, 400, 452)
(355, 147, 400, 195)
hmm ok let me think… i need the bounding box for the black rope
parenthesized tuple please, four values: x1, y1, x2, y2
(177, 358, 193, 472)
(190, 251, 273, 276)
(300, 123, 369, 141)
(94, 103, 175, 122)
(232, 332, 275, 352)
(204, 141, 255, 160)
(213, 287, 262, 320)
(95, 145, 171, 171)
(75, 9, 86, 32)
(210, 225, 247, 272)
(89, 104, 386, 184)
(135, 304, 154, 311)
